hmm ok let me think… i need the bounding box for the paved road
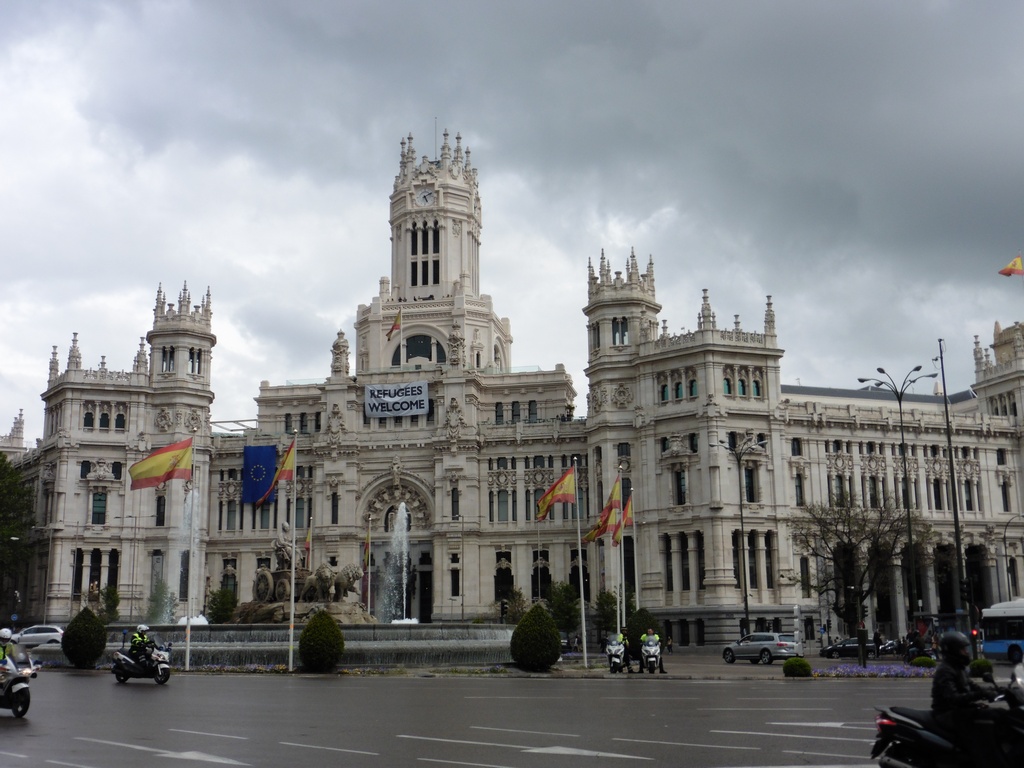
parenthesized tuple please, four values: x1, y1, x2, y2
(0, 667, 934, 767)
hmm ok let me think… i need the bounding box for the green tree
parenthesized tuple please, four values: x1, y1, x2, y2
(495, 587, 529, 624)
(98, 586, 120, 624)
(625, 607, 658, 653)
(594, 590, 618, 639)
(547, 581, 580, 635)
(206, 587, 238, 624)
(0, 455, 34, 616)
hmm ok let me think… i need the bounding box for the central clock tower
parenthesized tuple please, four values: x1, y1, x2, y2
(390, 130, 482, 301)
(352, 131, 511, 374)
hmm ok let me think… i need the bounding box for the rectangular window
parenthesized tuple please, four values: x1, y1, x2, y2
(800, 556, 812, 598)
(411, 260, 418, 285)
(674, 470, 687, 505)
(226, 500, 237, 531)
(91, 493, 107, 525)
(432, 259, 440, 284)
(794, 474, 805, 507)
(421, 260, 429, 286)
(497, 490, 509, 522)
(451, 568, 460, 597)
(452, 488, 460, 521)
(964, 482, 974, 512)
(1003, 481, 1012, 513)
(331, 493, 339, 525)
(997, 448, 1007, 466)
(744, 466, 757, 503)
(155, 496, 166, 527)
(790, 438, 802, 456)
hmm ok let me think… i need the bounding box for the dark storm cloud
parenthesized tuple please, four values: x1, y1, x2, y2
(4, 0, 1024, 442)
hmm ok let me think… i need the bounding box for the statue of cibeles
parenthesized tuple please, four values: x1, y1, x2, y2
(272, 521, 294, 570)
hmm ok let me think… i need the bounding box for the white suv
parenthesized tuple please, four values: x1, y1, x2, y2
(12, 625, 64, 647)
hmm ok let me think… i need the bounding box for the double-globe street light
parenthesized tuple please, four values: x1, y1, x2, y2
(858, 366, 936, 629)
(720, 432, 766, 637)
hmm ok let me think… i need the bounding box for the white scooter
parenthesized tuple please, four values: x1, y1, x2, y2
(0, 644, 38, 717)
(640, 637, 662, 674)
(112, 637, 172, 685)
(606, 636, 626, 673)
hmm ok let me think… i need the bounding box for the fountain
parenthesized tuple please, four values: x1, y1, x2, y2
(380, 502, 411, 623)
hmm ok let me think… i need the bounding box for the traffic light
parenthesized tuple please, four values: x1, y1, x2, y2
(500, 600, 508, 620)
(860, 603, 867, 620)
(960, 578, 971, 603)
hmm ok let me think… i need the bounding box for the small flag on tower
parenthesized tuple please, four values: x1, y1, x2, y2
(999, 254, 1024, 276)
(386, 310, 403, 341)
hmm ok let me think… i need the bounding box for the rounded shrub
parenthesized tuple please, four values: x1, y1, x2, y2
(910, 655, 936, 668)
(969, 658, 993, 678)
(783, 657, 812, 677)
(510, 603, 562, 672)
(61, 607, 107, 669)
(298, 611, 345, 673)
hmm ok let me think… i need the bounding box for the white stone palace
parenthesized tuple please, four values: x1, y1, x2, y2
(7, 131, 1024, 647)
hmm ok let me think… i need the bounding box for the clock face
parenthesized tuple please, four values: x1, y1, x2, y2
(415, 188, 435, 206)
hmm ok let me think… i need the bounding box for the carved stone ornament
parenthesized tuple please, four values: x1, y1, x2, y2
(366, 484, 431, 530)
(155, 409, 173, 431)
(611, 383, 633, 408)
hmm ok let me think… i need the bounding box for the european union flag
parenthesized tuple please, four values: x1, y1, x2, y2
(243, 446, 277, 505)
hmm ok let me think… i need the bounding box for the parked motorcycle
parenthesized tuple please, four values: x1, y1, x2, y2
(606, 636, 626, 673)
(640, 637, 661, 674)
(112, 638, 172, 685)
(0, 644, 38, 718)
(871, 663, 1024, 767)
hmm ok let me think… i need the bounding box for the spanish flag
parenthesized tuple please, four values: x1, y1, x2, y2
(255, 439, 296, 509)
(536, 467, 575, 521)
(613, 494, 634, 547)
(583, 476, 621, 542)
(386, 309, 402, 341)
(999, 254, 1024, 277)
(128, 438, 193, 490)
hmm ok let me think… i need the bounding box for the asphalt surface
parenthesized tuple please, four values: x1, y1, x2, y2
(0, 655, 942, 768)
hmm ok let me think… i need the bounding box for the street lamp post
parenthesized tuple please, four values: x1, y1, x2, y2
(858, 366, 936, 631)
(1002, 514, 1023, 602)
(721, 432, 766, 637)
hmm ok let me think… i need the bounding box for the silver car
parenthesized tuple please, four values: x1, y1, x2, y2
(722, 632, 798, 664)
(11, 624, 64, 648)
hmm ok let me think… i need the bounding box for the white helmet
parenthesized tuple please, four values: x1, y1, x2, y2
(136, 624, 149, 633)
(0, 629, 11, 642)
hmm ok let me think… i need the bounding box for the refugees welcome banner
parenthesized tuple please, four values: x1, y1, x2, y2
(364, 381, 429, 417)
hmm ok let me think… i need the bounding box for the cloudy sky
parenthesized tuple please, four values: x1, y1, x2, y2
(4, 1, 1024, 446)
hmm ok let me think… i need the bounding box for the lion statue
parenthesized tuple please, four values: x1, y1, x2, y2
(298, 562, 364, 603)
(332, 563, 363, 602)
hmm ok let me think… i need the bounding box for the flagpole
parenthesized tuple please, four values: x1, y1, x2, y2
(185, 430, 197, 671)
(572, 459, 588, 668)
(631, 486, 640, 611)
(288, 431, 298, 672)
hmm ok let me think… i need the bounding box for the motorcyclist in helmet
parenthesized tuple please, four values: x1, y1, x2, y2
(129, 624, 153, 669)
(932, 631, 1000, 761)
(0, 628, 13, 663)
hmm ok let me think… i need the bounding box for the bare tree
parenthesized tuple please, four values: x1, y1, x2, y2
(791, 495, 932, 633)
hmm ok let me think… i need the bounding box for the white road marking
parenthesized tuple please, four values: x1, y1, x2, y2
(471, 726, 579, 738)
(784, 749, 874, 760)
(399, 735, 528, 749)
(419, 759, 517, 768)
(46, 762, 99, 768)
(75, 738, 248, 765)
(523, 746, 651, 759)
(279, 741, 378, 756)
(711, 729, 873, 744)
(769, 721, 875, 730)
(169, 729, 247, 740)
(700, 707, 824, 711)
(615, 737, 758, 751)
(0, 752, 29, 759)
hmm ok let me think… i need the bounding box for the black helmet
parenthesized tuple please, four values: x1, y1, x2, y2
(939, 631, 970, 663)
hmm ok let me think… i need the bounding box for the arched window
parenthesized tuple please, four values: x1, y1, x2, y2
(723, 378, 732, 395)
(752, 380, 762, 397)
(84, 412, 95, 428)
(674, 382, 683, 399)
(660, 384, 669, 402)
(411, 222, 419, 256)
(115, 413, 126, 430)
(99, 413, 110, 429)
(738, 379, 747, 396)
(495, 402, 504, 424)
(688, 379, 698, 397)
(432, 220, 440, 255)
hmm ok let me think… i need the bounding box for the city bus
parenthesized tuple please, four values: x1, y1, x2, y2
(980, 599, 1024, 663)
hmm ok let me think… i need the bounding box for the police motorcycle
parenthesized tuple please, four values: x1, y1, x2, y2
(0, 644, 38, 718)
(606, 635, 627, 673)
(640, 637, 662, 674)
(112, 628, 172, 685)
(871, 663, 1024, 767)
